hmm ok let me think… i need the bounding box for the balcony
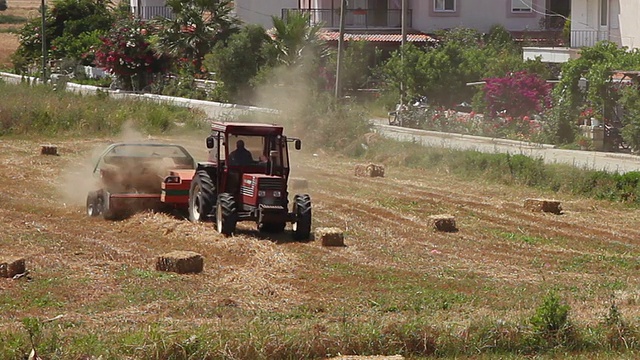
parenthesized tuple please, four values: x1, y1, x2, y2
(130, 6, 175, 20)
(282, 8, 411, 29)
(570, 30, 611, 48)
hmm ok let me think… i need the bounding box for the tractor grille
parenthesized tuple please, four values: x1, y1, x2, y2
(259, 178, 283, 190)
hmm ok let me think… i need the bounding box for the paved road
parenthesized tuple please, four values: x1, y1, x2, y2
(372, 121, 640, 174)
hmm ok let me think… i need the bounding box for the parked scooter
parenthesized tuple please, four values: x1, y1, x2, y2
(388, 96, 428, 127)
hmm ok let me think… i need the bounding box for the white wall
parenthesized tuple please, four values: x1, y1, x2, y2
(412, 0, 545, 33)
(235, 0, 299, 28)
(618, 0, 640, 49)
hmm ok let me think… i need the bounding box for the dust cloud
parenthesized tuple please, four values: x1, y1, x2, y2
(251, 63, 315, 138)
(58, 120, 155, 207)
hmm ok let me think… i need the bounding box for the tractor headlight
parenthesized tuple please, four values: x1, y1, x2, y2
(273, 191, 282, 197)
(258, 190, 266, 197)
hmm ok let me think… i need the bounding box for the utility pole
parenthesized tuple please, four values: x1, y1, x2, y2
(41, 0, 47, 84)
(334, 0, 347, 99)
(401, 0, 407, 46)
(400, 0, 407, 105)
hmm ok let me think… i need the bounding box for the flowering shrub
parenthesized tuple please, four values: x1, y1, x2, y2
(484, 71, 552, 118)
(94, 16, 169, 89)
(400, 106, 544, 142)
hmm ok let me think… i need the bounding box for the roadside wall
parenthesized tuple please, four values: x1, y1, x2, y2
(0, 72, 279, 119)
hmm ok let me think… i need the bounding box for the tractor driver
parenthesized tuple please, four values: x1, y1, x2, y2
(228, 139, 254, 166)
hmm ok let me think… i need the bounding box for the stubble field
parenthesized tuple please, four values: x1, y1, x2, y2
(2, 132, 640, 358)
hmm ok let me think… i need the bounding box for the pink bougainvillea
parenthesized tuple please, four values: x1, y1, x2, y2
(94, 17, 169, 79)
(484, 71, 552, 118)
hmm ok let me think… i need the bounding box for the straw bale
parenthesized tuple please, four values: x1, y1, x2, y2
(355, 163, 385, 177)
(40, 145, 58, 156)
(524, 198, 562, 214)
(0, 257, 26, 278)
(156, 251, 203, 274)
(315, 227, 345, 247)
(290, 177, 309, 190)
(428, 214, 457, 232)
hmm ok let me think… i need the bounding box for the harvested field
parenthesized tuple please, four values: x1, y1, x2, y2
(2, 136, 640, 358)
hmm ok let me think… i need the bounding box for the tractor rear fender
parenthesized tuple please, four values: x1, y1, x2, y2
(195, 162, 218, 179)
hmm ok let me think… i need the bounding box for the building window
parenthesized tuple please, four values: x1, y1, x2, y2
(600, 0, 608, 26)
(511, 0, 532, 13)
(434, 0, 455, 12)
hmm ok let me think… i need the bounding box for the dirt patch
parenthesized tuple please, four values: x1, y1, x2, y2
(0, 32, 19, 68)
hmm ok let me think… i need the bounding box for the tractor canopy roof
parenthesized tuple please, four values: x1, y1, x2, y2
(211, 122, 284, 136)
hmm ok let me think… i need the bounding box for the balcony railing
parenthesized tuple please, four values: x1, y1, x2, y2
(571, 30, 610, 48)
(130, 6, 175, 20)
(282, 8, 411, 29)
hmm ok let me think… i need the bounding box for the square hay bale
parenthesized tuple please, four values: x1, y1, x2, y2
(355, 163, 385, 177)
(40, 145, 58, 156)
(0, 257, 26, 278)
(315, 227, 345, 247)
(156, 251, 203, 274)
(428, 214, 457, 232)
(524, 198, 562, 214)
(290, 177, 309, 190)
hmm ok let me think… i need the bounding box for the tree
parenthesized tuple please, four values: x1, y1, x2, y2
(551, 41, 640, 143)
(269, 11, 325, 68)
(376, 27, 535, 108)
(325, 40, 379, 93)
(203, 24, 275, 103)
(152, 0, 240, 75)
(619, 84, 640, 151)
(14, 0, 113, 66)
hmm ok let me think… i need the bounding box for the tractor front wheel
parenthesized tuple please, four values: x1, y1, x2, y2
(292, 194, 312, 241)
(189, 170, 216, 222)
(216, 193, 237, 236)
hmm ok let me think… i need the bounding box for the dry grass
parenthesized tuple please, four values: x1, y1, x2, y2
(3, 137, 640, 357)
(0, 1, 50, 68)
(0, 32, 19, 68)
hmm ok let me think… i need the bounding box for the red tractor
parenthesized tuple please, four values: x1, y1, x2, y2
(184, 122, 311, 239)
(86, 122, 312, 240)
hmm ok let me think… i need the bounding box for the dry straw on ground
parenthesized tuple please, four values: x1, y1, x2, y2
(315, 227, 345, 247)
(0, 257, 26, 278)
(355, 163, 385, 177)
(524, 198, 562, 214)
(289, 177, 309, 190)
(156, 251, 203, 274)
(428, 214, 457, 232)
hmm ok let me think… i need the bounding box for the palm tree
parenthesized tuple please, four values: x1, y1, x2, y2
(270, 12, 326, 68)
(152, 0, 240, 74)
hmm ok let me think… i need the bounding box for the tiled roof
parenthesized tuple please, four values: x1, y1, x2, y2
(319, 30, 436, 43)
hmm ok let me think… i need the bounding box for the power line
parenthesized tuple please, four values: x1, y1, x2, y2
(235, 4, 275, 19)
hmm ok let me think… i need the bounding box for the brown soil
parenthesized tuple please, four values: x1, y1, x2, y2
(0, 32, 19, 68)
(2, 136, 640, 346)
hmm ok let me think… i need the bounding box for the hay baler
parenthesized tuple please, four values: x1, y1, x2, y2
(86, 142, 196, 220)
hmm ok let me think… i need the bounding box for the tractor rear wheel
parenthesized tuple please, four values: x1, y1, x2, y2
(86, 191, 102, 217)
(189, 170, 216, 222)
(292, 194, 312, 241)
(216, 193, 237, 236)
